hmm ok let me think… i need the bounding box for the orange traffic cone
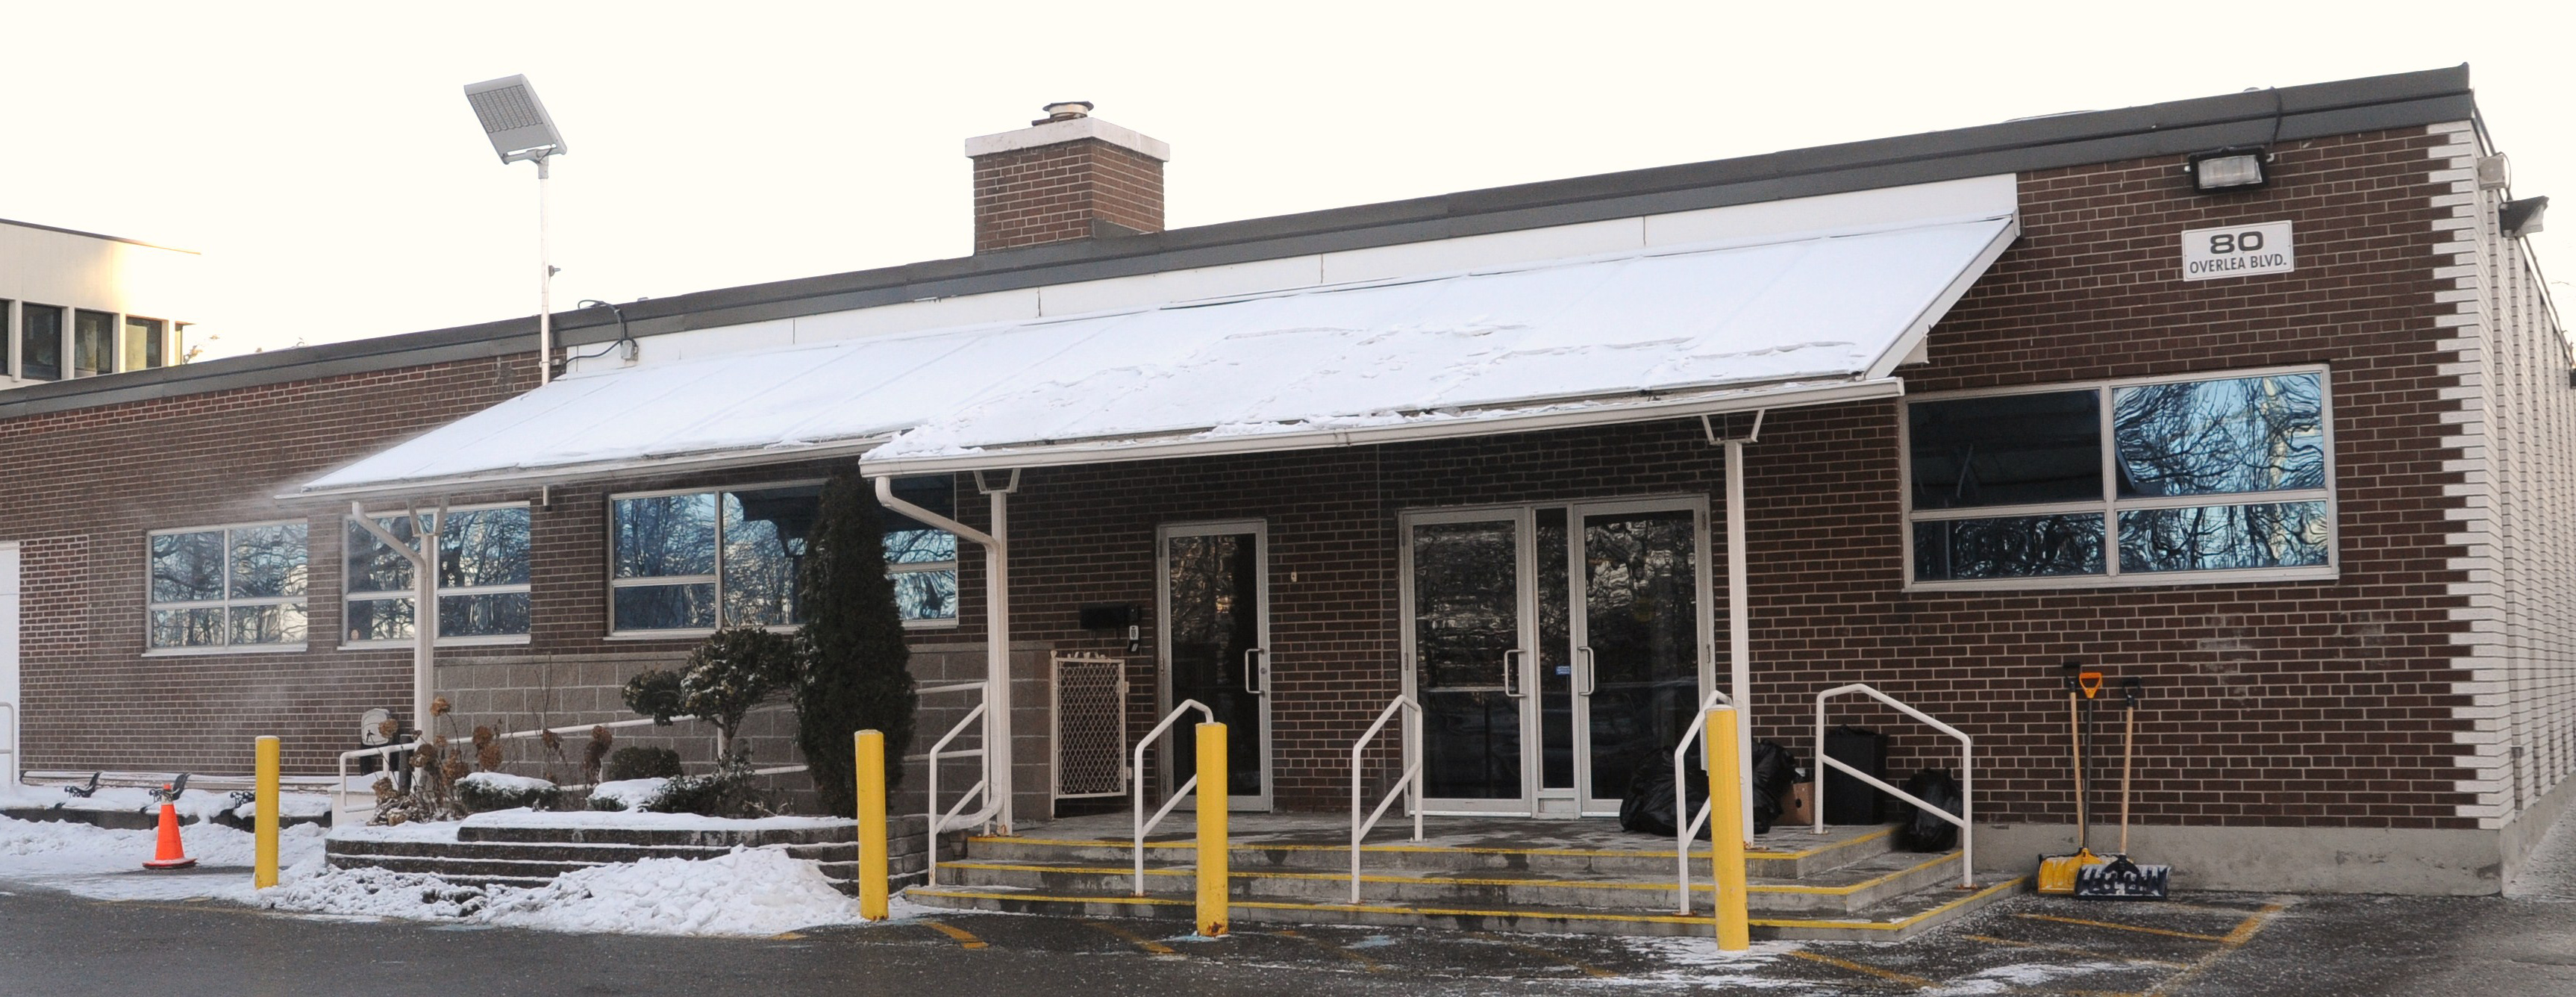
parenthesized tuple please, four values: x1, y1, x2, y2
(142, 788, 196, 870)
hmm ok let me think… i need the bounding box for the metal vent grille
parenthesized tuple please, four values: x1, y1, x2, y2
(467, 86, 542, 134)
(1051, 653, 1130, 800)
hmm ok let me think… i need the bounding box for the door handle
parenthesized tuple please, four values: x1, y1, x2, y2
(1243, 648, 1269, 696)
(1502, 649, 1527, 698)
(1576, 646, 1597, 696)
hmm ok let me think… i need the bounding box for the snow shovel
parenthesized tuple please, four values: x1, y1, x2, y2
(2037, 663, 2107, 894)
(2076, 678, 2169, 899)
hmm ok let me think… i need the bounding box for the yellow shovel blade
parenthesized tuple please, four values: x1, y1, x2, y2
(2036, 848, 2107, 894)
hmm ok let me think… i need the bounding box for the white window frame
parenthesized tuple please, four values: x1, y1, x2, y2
(143, 519, 310, 656)
(342, 501, 534, 649)
(1900, 363, 2338, 592)
(603, 478, 961, 637)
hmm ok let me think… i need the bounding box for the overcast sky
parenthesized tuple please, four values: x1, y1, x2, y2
(4, 1, 2566, 360)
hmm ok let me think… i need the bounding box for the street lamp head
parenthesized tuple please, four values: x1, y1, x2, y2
(463, 74, 568, 164)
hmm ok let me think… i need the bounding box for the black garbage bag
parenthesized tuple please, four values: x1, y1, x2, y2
(1748, 741, 1797, 834)
(1898, 768, 1964, 852)
(1620, 754, 1707, 837)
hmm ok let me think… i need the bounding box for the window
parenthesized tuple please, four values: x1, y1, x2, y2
(146, 522, 309, 651)
(1906, 368, 2331, 587)
(20, 304, 61, 381)
(124, 316, 166, 370)
(609, 477, 957, 634)
(72, 309, 114, 377)
(345, 504, 532, 643)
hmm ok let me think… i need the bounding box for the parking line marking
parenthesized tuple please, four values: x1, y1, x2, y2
(1469, 931, 1617, 978)
(2145, 901, 2290, 996)
(2011, 913, 2228, 942)
(1964, 934, 2188, 968)
(1084, 919, 1179, 957)
(923, 919, 987, 949)
(1789, 950, 1933, 988)
(1279, 928, 1389, 972)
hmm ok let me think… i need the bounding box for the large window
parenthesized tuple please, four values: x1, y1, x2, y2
(20, 304, 61, 381)
(610, 477, 957, 634)
(146, 522, 309, 651)
(72, 309, 114, 378)
(123, 316, 166, 370)
(1906, 368, 2332, 587)
(345, 504, 533, 644)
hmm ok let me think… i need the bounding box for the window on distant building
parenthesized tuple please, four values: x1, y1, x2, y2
(345, 504, 533, 644)
(146, 522, 309, 651)
(609, 476, 957, 634)
(123, 316, 166, 370)
(1906, 367, 2332, 587)
(72, 309, 114, 377)
(20, 304, 62, 381)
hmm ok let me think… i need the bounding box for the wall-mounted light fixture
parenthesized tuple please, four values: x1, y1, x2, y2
(2503, 196, 2548, 239)
(2186, 146, 2271, 193)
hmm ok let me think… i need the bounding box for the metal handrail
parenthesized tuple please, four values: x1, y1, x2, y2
(330, 704, 805, 823)
(922, 691, 992, 887)
(1348, 694, 1422, 902)
(1131, 699, 1215, 896)
(1671, 688, 1735, 913)
(0, 701, 17, 788)
(1815, 683, 1974, 888)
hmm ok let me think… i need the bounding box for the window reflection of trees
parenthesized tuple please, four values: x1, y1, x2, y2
(2116, 374, 2323, 497)
(1414, 524, 1518, 689)
(2119, 501, 2329, 572)
(149, 532, 224, 602)
(1916, 514, 2106, 581)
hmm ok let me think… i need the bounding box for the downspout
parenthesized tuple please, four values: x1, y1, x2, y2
(351, 501, 444, 746)
(875, 472, 1018, 834)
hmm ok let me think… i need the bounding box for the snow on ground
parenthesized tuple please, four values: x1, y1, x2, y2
(1596, 937, 1807, 989)
(328, 807, 850, 843)
(259, 846, 908, 936)
(457, 772, 554, 793)
(0, 813, 328, 902)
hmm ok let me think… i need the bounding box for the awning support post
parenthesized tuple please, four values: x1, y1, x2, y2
(351, 501, 445, 744)
(1705, 412, 1762, 842)
(876, 471, 1018, 834)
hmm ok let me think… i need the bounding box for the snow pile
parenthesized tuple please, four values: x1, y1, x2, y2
(1, 781, 330, 822)
(0, 813, 326, 878)
(587, 778, 669, 811)
(260, 846, 872, 936)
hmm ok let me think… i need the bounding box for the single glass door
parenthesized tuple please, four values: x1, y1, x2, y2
(1404, 509, 1537, 814)
(1569, 499, 1710, 815)
(1160, 521, 1271, 810)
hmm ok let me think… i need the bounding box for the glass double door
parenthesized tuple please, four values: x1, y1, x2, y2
(1405, 499, 1710, 816)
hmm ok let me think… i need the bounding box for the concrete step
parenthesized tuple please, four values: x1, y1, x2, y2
(936, 847, 1957, 916)
(960, 824, 1898, 880)
(904, 874, 2025, 941)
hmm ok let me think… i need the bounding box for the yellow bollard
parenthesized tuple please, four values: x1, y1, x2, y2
(1707, 709, 1749, 951)
(254, 736, 280, 890)
(1195, 722, 1228, 937)
(855, 730, 890, 921)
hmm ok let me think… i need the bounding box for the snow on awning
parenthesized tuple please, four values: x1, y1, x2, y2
(295, 213, 2015, 498)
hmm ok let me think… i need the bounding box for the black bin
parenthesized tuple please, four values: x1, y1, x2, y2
(1822, 725, 1889, 825)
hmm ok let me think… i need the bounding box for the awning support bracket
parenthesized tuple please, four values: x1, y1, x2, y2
(876, 472, 1016, 834)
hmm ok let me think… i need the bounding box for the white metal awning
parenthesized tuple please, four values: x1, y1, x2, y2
(294, 211, 2015, 498)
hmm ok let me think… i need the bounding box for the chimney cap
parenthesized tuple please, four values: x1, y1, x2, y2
(1039, 101, 1095, 124)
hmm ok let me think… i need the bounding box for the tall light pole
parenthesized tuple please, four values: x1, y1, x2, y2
(463, 75, 570, 384)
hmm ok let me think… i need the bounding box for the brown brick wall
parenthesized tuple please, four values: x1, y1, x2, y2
(913, 126, 2478, 828)
(972, 138, 1165, 253)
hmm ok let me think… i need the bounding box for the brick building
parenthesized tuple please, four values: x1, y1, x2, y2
(1, 66, 2566, 894)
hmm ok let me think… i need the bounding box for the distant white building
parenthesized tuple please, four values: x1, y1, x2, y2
(0, 217, 198, 386)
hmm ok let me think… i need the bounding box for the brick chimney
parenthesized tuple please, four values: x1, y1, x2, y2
(966, 101, 1170, 254)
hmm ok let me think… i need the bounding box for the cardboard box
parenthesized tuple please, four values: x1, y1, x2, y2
(1781, 782, 1814, 826)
